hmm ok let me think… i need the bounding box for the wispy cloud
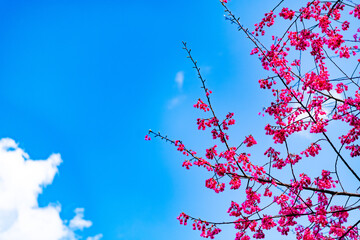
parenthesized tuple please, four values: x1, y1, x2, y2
(87, 234, 103, 240)
(69, 208, 93, 231)
(0, 138, 101, 240)
(329, 89, 344, 101)
(167, 95, 186, 109)
(167, 71, 187, 109)
(175, 71, 184, 90)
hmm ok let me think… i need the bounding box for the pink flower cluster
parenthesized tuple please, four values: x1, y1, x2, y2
(149, 1, 360, 239)
(194, 98, 210, 112)
(192, 220, 222, 239)
(243, 135, 257, 147)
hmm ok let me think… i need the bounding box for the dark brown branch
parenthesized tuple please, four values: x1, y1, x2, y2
(188, 204, 360, 225)
(339, 219, 360, 240)
(148, 130, 360, 198)
(182, 42, 247, 176)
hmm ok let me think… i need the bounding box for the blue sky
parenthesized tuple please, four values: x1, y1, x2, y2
(1, 0, 353, 240)
(0, 0, 281, 239)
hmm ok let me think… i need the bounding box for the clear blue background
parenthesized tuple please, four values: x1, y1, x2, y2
(0, 0, 311, 239)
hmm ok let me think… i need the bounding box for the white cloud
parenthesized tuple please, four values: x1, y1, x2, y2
(329, 89, 344, 101)
(0, 138, 101, 240)
(175, 71, 184, 90)
(291, 103, 331, 139)
(69, 208, 92, 231)
(168, 97, 180, 109)
(86, 234, 103, 240)
(167, 95, 186, 109)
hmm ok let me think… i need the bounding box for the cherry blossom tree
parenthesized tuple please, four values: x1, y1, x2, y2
(147, 0, 360, 239)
